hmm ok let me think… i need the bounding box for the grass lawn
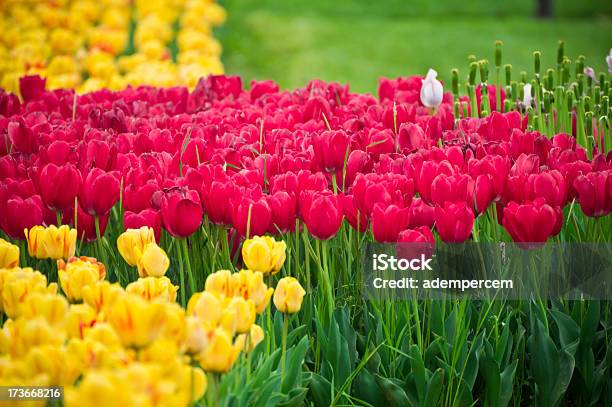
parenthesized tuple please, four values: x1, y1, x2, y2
(218, 0, 612, 94)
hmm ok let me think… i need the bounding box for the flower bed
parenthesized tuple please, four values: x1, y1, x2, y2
(0, 0, 225, 95)
(0, 42, 611, 405)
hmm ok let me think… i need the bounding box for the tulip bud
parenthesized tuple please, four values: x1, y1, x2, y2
(495, 40, 503, 67)
(575, 56, 585, 78)
(0, 238, 19, 269)
(451, 69, 459, 96)
(557, 41, 564, 65)
(533, 51, 541, 76)
(479, 60, 489, 83)
(420, 69, 444, 108)
(504, 65, 512, 87)
(520, 71, 527, 83)
(468, 63, 478, 85)
(273, 277, 305, 314)
(226, 297, 256, 334)
(234, 324, 265, 353)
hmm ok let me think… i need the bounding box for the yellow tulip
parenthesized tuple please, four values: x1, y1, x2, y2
(136, 242, 170, 278)
(273, 277, 306, 314)
(82, 280, 124, 314)
(106, 293, 166, 348)
(126, 276, 177, 302)
(204, 269, 233, 298)
(178, 365, 208, 403)
(225, 297, 255, 334)
(18, 292, 68, 326)
(197, 327, 240, 373)
(64, 303, 97, 339)
(58, 256, 106, 302)
(116, 227, 156, 267)
(1, 267, 56, 318)
(234, 324, 265, 353)
(232, 269, 274, 313)
(26, 344, 82, 385)
(187, 291, 221, 327)
(25, 225, 77, 260)
(183, 316, 211, 355)
(159, 302, 186, 345)
(2, 316, 64, 358)
(0, 238, 19, 268)
(64, 371, 134, 407)
(241, 236, 286, 275)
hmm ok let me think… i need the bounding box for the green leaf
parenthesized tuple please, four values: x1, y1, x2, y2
(281, 336, 310, 393)
(423, 368, 444, 407)
(310, 373, 332, 407)
(374, 374, 412, 407)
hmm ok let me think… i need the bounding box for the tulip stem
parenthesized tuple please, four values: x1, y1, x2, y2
(56, 211, 62, 227)
(176, 240, 186, 308)
(280, 313, 289, 388)
(180, 238, 196, 297)
(94, 216, 112, 282)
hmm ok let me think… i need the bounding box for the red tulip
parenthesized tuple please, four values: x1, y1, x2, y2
(312, 130, 351, 173)
(398, 226, 435, 243)
(430, 173, 474, 207)
(398, 122, 429, 152)
(300, 191, 343, 240)
(502, 198, 559, 243)
(202, 181, 239, 225)
(268, 191, 297, 234)
(573, 171, 612, 217)
(232, 196, 271, 237)
(124, 209, 162, 242)
(161, 189, 203, 238)
(123, 181, 160, 213)
(79, 168, 120, 216)
(19, 75, 46, 103)
(38, 163, 82, 211)
(414, 160, 454, 204)
(407, 198, 435, 228)
(371, 203, 410, 242)
(524, 170, 567, 207)
(434, 201, 474, 243)
(1, 195, 44, 239)
(340, 194, 368, 233)
(397, 226, 436, 261)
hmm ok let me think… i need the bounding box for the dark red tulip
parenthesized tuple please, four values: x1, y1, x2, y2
(161, 189, 203, 238)
(343, 150, 372, 188)
(573, 171, 612, 217)
(398, 122, 428, 151)
(19, 75, 46, 103)
(124, 209, 162, 242)
(371, 203, 410, 243)
(473, 174, 496, 214)
(300, 191, 343, 240)
(79, 168, 120, 217)
(397, 226, 436, 261)
(502, 198, 559, 243)
(1, 196, 44, 239)
(232, 196, 271, 237)
(62, 204, 109, 242)
(434, 201, 474, 243)
(38, 163, 82, 211)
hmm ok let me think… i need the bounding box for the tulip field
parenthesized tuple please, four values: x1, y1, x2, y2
(1, 1, 612, 407)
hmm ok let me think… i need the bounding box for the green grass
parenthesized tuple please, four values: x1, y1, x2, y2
(219, 1, 612, 93)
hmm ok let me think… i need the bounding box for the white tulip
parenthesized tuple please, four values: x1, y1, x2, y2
(522, 83, 533, 109)
(606, 49, 612, 74)
(420, 69, 443, 108)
